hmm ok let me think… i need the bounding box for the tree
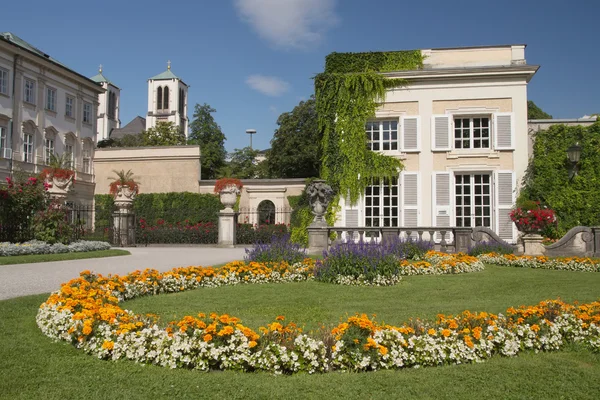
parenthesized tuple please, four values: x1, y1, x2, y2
(528, 101, 552, 120)
(224, 147, 260, 179)
(141, 121, 186, 146)
(265, 96, 321, 178)
(188, 103, 227, 179)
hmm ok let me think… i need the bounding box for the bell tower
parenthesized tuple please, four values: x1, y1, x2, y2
(146, 61, 189, 137)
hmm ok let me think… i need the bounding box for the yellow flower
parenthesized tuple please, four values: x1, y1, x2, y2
(102, 340, 114, 350)
(248, 341, 257, 348)
(441, 329, 452, 338)
(203, 334, 212, 342)
(427, 328, 436, 336)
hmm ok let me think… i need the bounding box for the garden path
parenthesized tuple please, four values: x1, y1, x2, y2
(0, 247, 246, 300)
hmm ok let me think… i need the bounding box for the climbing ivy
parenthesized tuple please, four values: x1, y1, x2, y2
(520, 121, 600, 236)
(314, 50, 424, 204)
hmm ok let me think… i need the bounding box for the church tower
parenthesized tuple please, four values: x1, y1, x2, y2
(146, 61, 189, 137)
(91, 65, 121, 141)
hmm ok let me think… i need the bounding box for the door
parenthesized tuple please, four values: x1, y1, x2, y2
(455, 173, 492, 229)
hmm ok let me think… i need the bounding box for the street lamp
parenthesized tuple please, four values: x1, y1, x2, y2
(246, 129, 256, 150)
(567, 142, 582, 179)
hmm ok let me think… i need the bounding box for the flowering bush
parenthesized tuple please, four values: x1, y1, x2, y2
(37, 260, 600, 374)
(468, 241, 514, 257)
(510, 202, 556, 233)
(478, 253, 600, 272)
(214, 178, 243, 193)
(385, 237, 434, 260)
(237, 223, 288, 244)
(32, 202, 73, 244)
(137, 218, 218, 245)
(245, 234, 306, 264)
(0, 240, 110, 256)
(0, 175, 49, 242)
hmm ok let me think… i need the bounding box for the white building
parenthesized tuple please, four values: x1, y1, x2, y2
(146, 62, 189, 136)
(91, 66, 120, 141)
(0, 32, 102, 204)
(335, 44, 539, 244)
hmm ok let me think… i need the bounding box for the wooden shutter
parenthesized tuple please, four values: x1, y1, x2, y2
(433, 172, 452, 242)
(495, 171, 515, 242)
(343, 192, 361, 242)
(402, 172, 419, 239)
(431, 115, 451, 151)
(401, 116, 420, 152)
(494, 113, 514, 150)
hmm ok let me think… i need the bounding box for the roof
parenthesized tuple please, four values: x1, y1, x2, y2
(110, 116, 146, 139)
(150, 69, 179, 80)
(90, 71, 120, 89)
(0, 32, 102, 90)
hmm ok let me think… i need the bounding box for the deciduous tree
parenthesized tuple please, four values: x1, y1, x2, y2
(188, 103, 227, 179)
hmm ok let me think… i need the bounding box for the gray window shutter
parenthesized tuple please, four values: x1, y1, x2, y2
(402, 172, 419, 239)
(401, 116, 420, 152)
(344, 192, 361, 241)
(431, 115, 451, 151)
(495, 171, 515, 242)
(433, 172, 452, 242)
(494, 113, 514, 150)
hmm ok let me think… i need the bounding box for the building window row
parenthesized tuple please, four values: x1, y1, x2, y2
(45, 87, 57, 112)
(157, 86, 169, 111)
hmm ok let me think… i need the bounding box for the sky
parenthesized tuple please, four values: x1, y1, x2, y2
(3, 0, 599, 152)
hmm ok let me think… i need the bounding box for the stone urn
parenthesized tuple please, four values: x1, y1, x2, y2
(219, 185, 240, 212)
(307, 179, 334, 226)
(46, 175, 74, 202)
(114, 184, 137, 212)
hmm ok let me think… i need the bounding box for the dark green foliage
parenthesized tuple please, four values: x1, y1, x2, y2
(222, 147, 262, 179)
(188, 103, 227, 179)
(32, 206, 73, 244)
(527, 101, 552, 120)
(141, 121, 186, 146)
(97, 134, 145, 148)
(315, 50, 423, 203)
(265, 97, 321, 178)
(133, 192, 223, 225)
(520, 122, 600, 235)
(468, 241, 515, 257)
(324, 50, 425, 73)
(93, 195, 114, 233)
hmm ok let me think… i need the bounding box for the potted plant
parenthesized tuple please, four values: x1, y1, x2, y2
(214, 178, 243, 211)
(108, 169, 139, 208)
(40, 153, 75, 196)
(509, 200, 556, 235)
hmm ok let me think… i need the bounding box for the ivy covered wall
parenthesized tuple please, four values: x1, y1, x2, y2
(521, 121, 600, 236)
(314, 50, 424, 204)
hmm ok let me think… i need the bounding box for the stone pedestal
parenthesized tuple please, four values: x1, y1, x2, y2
(112, 186, 136, 247)
(218, 210, 237, 247)
(308, 223, 329, 255)
(522, 233, 545, 256)
(453, 228, 472, 253)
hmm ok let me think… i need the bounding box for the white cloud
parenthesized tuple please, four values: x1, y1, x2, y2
(235, 0, 339, 50)
(246, 75, 290, 97)
(269, 105, 278, 113)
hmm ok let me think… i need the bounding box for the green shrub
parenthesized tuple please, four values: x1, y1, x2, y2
(32, 206, 73, 244)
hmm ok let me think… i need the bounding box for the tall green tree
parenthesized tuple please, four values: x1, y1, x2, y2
(528, 101, 552, 120)
(265, 96, 321, 178)
(224, 147, 261, 179)
(141, 121, 186, 146)
(188, 103, 227, 179)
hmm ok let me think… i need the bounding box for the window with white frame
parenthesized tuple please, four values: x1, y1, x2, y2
(455, 173, 492, 228)
(65, 95, 74, 118)
(365, 178, 399, 228)
(83, 147, 91, 173)
(365, 120, 398, 151)
(0, 126, 6, 150)
(65, 143, 74, 168)
(23, 134, 33, 163)
(44, 137, 55, 164)
(83, 102, 92, 124)
(46, 87, 57, 112)
(453, 116, 491, 149)
(0, 68, 8, 95)
(24, 79, 36, 104)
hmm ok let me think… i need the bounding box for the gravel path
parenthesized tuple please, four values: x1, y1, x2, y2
(0, 247, 247, 300)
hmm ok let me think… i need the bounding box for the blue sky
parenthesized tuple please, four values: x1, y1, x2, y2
(3, 0, 599, 152)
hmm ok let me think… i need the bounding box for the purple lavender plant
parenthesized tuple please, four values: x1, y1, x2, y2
(384, 237, 434, 260)
(467, 240, 514, 256)
(244, 234, 306, 264)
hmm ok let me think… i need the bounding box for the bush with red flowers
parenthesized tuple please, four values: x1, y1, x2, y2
(214, 178, 243, 193)
(509, 201, 556, 234)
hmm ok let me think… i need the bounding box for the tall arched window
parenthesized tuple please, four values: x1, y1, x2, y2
(258, 200, 276, 226)
(157, 87, 163, 110)
(163, 87, 169, 111)
(179, 88, 185, 114)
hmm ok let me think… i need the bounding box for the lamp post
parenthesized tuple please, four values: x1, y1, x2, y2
(567, 142, 582, 179)
(246, 129, 256, 150)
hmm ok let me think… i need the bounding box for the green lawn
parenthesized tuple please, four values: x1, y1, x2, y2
(1, 265, 599, 399)
(0, 249, 130, 265)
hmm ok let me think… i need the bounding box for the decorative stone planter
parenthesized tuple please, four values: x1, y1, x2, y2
(219, 185, 240, 212)
(46, 175, 74, 202)
(522, 233, 545, 256)
(114, 184, 136, 212)
(307, 179, 334, 227)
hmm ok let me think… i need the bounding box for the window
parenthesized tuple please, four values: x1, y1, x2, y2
(108, 91, 117, 119)
(454, 117, 490, 149)
(157, 87, 163, 110)
(365, 178, 399, 228)
(365, 120, 398, 151)
(178, 88, 185, 114)
(0, 68, 8, 95)
(24, 79, 36, 104)
(65, 95, 74, 118)
(83, 102, 92, 124)
(44, 137, 55, 164)
(65, 143, 74, 168)
(0, 126, 6, 150)
(83, 147, 91, 173)
(455, 174, 492, 228)
(163, 87, 169, 111)
(45, 87, 57, 111)
(23, 134, 33, 163)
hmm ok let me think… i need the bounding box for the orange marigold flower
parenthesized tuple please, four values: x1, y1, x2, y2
(276, 315, 285, 321)
(531, 324, 540, 332)
(248, 341, 257, 348)
(441, 329, 452, 338)
(448, 320, 458, 329)
(102, 340, 114, 350)
(427, 328, 436, 336)
(379, 345, 388, 356)
(203, 334, 213, 342)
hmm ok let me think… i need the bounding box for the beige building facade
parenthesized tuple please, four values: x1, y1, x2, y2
(94, 145, 201, 195)
(338, 45, 538, 243)
(0, 32, 102, 205)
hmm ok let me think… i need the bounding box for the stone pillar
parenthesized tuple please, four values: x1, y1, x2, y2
(112, 186, 136, 247)
(308, 225, 329, 255)
(306, 180, 334, 255)
(218, 210, 237, 247)
(592, 227, 600, 258)
(453, 228, 472, 254)
(522, 233, 545, 256)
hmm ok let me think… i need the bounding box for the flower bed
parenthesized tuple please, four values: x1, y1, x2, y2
(37, 260, 600, 374)
(0, 240, 110, 256)
(478, 253, 600, 272)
